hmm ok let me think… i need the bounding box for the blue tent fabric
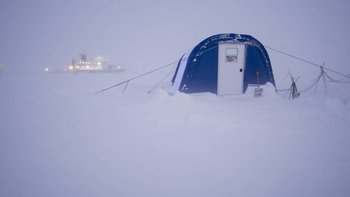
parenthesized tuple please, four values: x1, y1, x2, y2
(172, 33, 275, 94)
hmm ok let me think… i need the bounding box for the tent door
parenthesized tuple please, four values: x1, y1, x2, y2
(217, 43, 246, 95)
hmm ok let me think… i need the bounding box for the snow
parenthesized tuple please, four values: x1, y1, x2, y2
(1, 71, 350, 197)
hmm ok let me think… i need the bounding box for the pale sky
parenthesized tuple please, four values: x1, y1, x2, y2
(1, 0, 350, 79)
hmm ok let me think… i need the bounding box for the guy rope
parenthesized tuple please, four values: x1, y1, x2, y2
(95, 61, 178, 95)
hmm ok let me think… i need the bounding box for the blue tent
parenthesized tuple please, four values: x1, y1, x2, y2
(172, 33, 275, 95)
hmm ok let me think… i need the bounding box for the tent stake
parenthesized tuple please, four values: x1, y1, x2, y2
(122, 80, 130, 94)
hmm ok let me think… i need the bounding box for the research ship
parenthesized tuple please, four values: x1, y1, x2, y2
(67, 53, 123, 72)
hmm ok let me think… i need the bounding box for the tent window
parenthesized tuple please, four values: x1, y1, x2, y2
(225, 48, 238, 62)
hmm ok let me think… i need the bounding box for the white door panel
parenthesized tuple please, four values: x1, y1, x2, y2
(217, 43, 246, 95)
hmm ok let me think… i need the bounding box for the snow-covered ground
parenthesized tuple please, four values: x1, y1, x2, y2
(1, 70, 350, 197)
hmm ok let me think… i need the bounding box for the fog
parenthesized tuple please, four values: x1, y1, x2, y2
(1, 0, 350, 77)
(1, 1, 350, 197)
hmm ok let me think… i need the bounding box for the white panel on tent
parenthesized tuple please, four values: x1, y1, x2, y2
(171, 48, 193, 95)
(218, 43, 246, 95)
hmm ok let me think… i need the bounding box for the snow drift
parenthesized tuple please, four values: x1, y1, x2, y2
(0, 72, 349, 197)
